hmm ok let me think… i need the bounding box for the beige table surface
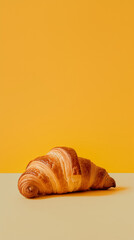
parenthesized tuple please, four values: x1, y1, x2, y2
(0, 173, 134, 240)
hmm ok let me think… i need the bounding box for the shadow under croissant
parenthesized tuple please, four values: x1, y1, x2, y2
(31, 186, 128, 200)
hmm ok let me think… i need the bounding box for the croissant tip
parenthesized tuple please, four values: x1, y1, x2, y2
(109, 177, 116, 188)
(113, 179, 116, 188)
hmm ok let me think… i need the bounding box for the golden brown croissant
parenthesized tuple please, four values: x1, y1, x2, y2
(18, 147, 116, 198)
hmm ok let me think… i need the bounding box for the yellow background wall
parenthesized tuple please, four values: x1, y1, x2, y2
(0, 0, 133, 173)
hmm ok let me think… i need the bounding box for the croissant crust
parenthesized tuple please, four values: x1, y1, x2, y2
(18, 147, 116, 198)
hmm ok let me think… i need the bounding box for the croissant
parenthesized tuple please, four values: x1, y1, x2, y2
(18, 147, 116, 198)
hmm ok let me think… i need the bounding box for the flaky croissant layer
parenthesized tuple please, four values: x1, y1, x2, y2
(18, 147, 116, 198)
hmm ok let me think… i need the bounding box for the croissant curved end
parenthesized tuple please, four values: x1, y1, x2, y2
(112, 178, 116, 188)
(103, 176, 116, 189)
(18, 175, 40, 198)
